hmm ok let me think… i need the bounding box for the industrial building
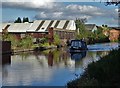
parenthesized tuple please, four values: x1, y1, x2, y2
(1, 20, 76, 44)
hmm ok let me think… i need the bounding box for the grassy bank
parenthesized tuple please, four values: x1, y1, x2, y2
(67, 49, 120, 87)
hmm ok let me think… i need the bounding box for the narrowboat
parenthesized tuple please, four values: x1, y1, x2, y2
(69, 39, 87, 52)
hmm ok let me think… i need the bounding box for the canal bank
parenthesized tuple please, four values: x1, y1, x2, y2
(67, 49, 120, 87)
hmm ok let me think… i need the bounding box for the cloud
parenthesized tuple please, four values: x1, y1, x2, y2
(1, 1, 119, 26)
(34, 4, 106, 20)
(66, 4, 104, 16)
(2, 0, 56, 10)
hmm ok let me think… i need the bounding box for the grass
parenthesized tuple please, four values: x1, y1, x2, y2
(67, 49, 120, 87)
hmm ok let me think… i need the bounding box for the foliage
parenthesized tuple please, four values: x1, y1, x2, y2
(101, 25, 109, 30)
(39, 42, 51, 47)
(14, 17, 30, 23)
(75, 18, 89, 39)
(94, 26, 109, 43)
(87, 49, 120, 86)
(14, 17, 22, 23)
(75, 18, 86, 32)
(54, 33, 61, 46)
(105, 1, 120, 6)
(19, 35, 33, 49)
(2, 33, 19, 49)
(23, 17, 29, 23)
(67, 49, 120, 87)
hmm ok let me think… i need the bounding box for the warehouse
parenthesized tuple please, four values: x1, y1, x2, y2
(1, 20, 76, 44)
(27, 20, 76, 40)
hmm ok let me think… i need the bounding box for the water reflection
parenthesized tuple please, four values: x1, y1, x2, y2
(2, 54, 11, 65)
(70, 51, 86, 61)
(2, 46, 111, 86)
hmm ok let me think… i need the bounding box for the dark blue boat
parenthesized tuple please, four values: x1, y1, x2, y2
(69, 39, 87, 52)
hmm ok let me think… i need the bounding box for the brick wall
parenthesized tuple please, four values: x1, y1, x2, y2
(109, 29, 120, 41)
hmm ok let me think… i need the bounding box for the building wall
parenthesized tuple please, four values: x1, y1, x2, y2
(109, 29, 120, 41)
(54, 30, 75, 40)
(30, 33, 48, 38)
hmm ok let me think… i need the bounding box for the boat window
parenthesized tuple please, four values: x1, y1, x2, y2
(71, 41, 81, 47)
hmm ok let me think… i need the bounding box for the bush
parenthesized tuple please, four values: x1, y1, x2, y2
(54, 34, 61, 46)
(67, 49, 120, 87)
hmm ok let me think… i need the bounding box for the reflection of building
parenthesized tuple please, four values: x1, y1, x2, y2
(2, 54, 11, 65)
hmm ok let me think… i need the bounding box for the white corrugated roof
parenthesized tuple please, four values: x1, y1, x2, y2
(7, 23, 32, 32)
(57, 20, 66, 29)
(27, 20, 42, 32)
(1, 20, 76, 33)
(51, 20, 57, 28)
(38, 20, 51, 32)
(27, 20, 76, 32)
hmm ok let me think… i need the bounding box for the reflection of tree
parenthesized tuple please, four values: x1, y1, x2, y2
(97, 51, 110, 57)
(53, 50, 60, 65)
(34, 53, 47, 67)
(19, 52, 30, 60)
(48, 51, 53, 66)
(48, 49, 72, 66)
(33, 49, 73, 67)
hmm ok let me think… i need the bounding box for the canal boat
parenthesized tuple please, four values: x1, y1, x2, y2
(69, 39, 87, 52)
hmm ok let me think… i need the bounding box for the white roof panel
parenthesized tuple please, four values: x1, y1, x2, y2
(66, 20, 72, 30)
(57, 20, 66, 29)
(51, 20, 57, 28)
(8, 23, 32, 33)
(38, 20, 51, 32)
(27, 20, 42, 32)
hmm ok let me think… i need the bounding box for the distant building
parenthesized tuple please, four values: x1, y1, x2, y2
(109, 27, 120, 41)
(85, 24, 97, 32)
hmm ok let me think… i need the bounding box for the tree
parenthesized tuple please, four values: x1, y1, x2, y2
(93, 0, 119, 6)
(14, 17, 22, 23)
(23, 17, 29, 23)
(75, 18, 87, 39)
(105, 0, 120, 6)
(20, 35, 33, 49)
(75, 18, 86, 32)
(54, 33, 61, 46)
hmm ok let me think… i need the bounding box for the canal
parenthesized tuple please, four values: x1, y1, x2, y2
(1, 43, 119, 86)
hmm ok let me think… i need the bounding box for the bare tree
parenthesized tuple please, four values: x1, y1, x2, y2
(94, 0, 120, 6)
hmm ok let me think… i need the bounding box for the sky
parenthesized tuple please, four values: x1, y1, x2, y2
(0, 0, 119, 27)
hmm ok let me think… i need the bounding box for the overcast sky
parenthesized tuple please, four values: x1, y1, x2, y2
(0, 0, 119, 27)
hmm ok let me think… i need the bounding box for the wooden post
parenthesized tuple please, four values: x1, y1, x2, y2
(48, 27, 54, 45)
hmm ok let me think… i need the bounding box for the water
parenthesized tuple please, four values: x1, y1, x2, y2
(1, 43, 119, 86)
